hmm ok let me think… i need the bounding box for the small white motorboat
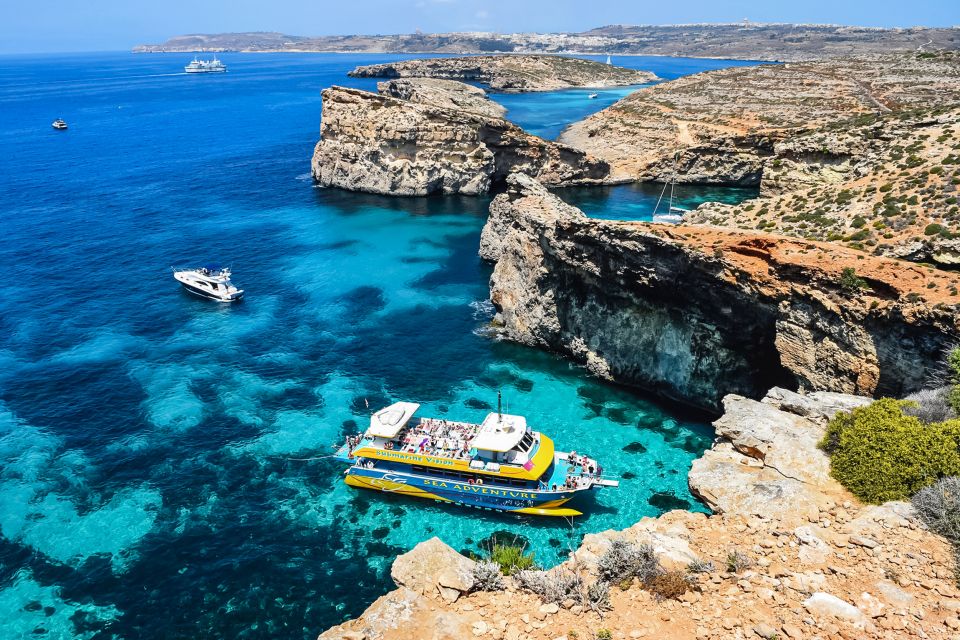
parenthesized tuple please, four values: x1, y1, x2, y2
(173, 265, 243, 302)
(52, 118, 68, 130)
(588, 93, 599, 99)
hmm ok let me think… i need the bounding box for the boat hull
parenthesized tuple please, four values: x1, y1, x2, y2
(177, 280, 243, 302)
(343, 466, 584, 517)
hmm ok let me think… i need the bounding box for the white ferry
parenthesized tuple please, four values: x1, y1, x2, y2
(184, 57, 227, 73)
(335, 399, 618, 517)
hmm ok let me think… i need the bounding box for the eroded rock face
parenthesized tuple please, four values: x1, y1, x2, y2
(349, 55, 657, 92)
(376, 78, 507, 119)
(479, 173, 960, 412)
(559, 53, 960, 184)
(312, 86, 610, 195)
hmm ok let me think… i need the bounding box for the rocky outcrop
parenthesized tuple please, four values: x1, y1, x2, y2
(376, 78, 507, 119)
(391, 537, 476, 603)
(557, 53, 960, 264)
(479, 173, 960, 413)
(311, 86, 611, 196)
(688, 388, 870, 516)
(558, 53, 960, 184)
(320, 390, 960, 640)
(349, 55, 657, 92)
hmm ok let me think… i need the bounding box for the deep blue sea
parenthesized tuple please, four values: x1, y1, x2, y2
(0, 52, 758, 639)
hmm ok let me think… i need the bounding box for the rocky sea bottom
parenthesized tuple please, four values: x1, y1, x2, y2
(0, 52, 755, 638)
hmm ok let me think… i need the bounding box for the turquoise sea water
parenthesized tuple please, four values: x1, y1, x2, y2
(0, 52, 756, 638)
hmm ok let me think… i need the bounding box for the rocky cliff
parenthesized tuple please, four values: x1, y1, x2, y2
(479, 173, 960, 413)
(557, 52, 960, 264)
(375, 78, 507, 119)
(319, 389, 959, 640)
(348, 55, 657, 92)
(311, 85, 611, 196)
(558, 53, 960, 184)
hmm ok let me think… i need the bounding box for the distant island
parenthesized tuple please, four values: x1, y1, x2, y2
(134, 23, 960, 62)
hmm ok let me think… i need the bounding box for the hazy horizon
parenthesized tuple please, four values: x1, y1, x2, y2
(1, 0, 958, 54)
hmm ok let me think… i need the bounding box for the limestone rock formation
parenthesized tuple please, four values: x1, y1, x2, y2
(479, 173, 960, 412)
(390, 537, 477, 602)
(376, 78, 507, 119)
(558, 52, 960, 264)
(349, 55, 657, 92)
(687, 388, 869, 516)
(311, 86, 610, 196)
(559, 53, 960, 184)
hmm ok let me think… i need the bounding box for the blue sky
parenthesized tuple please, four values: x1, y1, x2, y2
(1, 0, 957, 53)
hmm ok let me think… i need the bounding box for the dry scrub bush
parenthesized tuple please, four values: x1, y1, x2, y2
(903, 387, 956, 423)
(515, 568, 582, 604)
(472, 560, 505, 592)
(725, 549, 754, 573)
(686, 558, 715, 574)
(596, 540, 661, 584)
(912, 476, 960, 546)
(646, 570, 694, 600)
(586, 580, 611, 609)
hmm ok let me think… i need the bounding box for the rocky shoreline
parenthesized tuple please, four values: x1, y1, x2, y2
(319, 388, 959, 640)
(348, 55, 657, 92)
(556, 52, 960, 263)
(135, 24, 960, 62)
(312, 84, 613, 196)
(479, 173, 960, 413)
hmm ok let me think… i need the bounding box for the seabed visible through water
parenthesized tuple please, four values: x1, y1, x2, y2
(0, 51, 759, 638)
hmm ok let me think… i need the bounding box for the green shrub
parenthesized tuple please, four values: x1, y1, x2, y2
(820, 399, 960, 503)
(839, 267, 869, 295)
(489, 542, 536, 575)
(926, 223, 945, 236)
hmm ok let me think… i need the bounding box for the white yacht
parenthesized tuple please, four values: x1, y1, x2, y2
(52, 118, 68, 130)
(588, 93, 599, 99)
(184, 57, 227, 73)
(173, 265, 243, 302)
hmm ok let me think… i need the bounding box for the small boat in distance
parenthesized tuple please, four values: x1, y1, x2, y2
(173, 265, 243, 302)
(335, 396, 618, 517)
(588, 93, 599, 99)
(51, 119, 68, 130)
(184, 57, 227, 73)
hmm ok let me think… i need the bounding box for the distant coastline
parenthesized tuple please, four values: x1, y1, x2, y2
(134, 23, 960, 62)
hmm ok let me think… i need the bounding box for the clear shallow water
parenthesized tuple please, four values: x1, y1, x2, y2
(488, 54, 765, 140)
(556, 182, 760, 222)
(0, 52, 752, 638)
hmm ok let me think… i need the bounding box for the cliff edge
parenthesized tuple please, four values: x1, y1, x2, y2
(348, 55, 657, 92)
(311, 85, 611, 196)
(479, 173, 960, 413)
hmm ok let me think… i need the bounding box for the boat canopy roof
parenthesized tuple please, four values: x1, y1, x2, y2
(367, 402, 420, 438)
(471, 413, 527, 452)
